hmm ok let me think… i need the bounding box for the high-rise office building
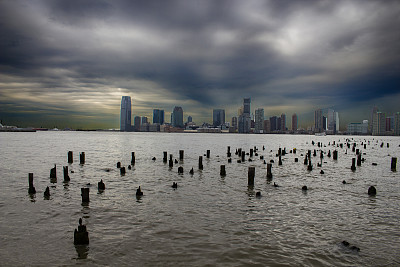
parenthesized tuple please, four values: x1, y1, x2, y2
(120, 96, 132, 132)
(394, 112, 400, 136)
(327, 109, 339, 133)
(263, 119, 270, 133)
(255, 108, 264, 133)
(171, 106, 184, 128)
(141, 116, 148, 124)
(153, 109, 164, 125)
(187, 116, 192, 123)
(231, 117, 238, 130)
(270, 116, 277, 132)
(213, 109, 225, 127)
(133, 116, 141, 132)
(314, 109, 323, 133)
(373, 111, 386, 135)
(238, 98, 251, 133)
(369, 106, 378, 134)
(280, 113, 286, 131)
(292, 113, 298, 131)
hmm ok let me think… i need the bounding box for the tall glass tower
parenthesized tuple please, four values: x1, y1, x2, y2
(120, 96, 132, 131)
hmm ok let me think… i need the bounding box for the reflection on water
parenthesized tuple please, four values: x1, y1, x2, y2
(1, 132, 399, 266)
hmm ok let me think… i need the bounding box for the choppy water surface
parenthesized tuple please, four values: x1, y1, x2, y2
(0, 132, 399, 266)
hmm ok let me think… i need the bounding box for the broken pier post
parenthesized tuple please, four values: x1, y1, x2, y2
(248, 167, 255, 186)
(80, 152, 85, 164)
(163, 151, 167, 163)
(351, 158, 356, 171)
(267, 163, 272, 179)
(68, 151, 73, 163)
(28, 173, 36, 194)
(220, 165, 226, 176)
(391, 157, 397, 171)
(81, 188, 89, 202)
(199, 156, 203, 170)
(63, 166, 70, 182)
(206, 150, 210, 158)
(179, 150, 184, 161)
(131, 152, 135, 166)
(74, 218, 89, 245)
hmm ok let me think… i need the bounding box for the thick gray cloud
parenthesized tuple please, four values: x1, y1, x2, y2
(0, 0, 399, 129)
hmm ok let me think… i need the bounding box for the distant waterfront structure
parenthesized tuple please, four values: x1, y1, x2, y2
(254, 108, 264, 133)
(327, 109, 339, 133)
(373, 112, 386, 135)
(212, 109, 225, 127)
(231, 117, 237, 130)
(120, 96, 132, 132)
(270, 116, 277, 132)
(314, 109, 323, 133)
(187, 116, 192, 123)
(133, 116, 141, 131)
(141, 116, 148, 124)
(369, 106, 379, 134)
(238, 98, 251, 133)
(347, 120, 368, 135)
(263, 119, 270, 133)
(171, 106, 184, 128)
(153, 109, 164, 125)
(394, 112, 400, 135)
(280, 113, 286, 131)
(292, 113, 298, 131)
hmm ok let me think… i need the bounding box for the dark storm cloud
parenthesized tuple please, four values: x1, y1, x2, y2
(0, 0, 399, 128)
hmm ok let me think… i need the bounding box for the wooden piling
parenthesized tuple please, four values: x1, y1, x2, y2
(248, 167, 255, 186)
(178, 166, 183, 174)
(163, 151, 167, 163)
(169, 154, 173, 167)
(220, 165, 226, 176)
(74, 218, 89, 245)
(81, 188, 89, 202)
(250, 149, 253, 157)
(199, 156, 203, 170)
(278, 155, 282, 165)
(308, 159, 312, 171)
(267, 163, 272, 178)
(98, 179, 105, 191)
(357, 154, 362, 166)
(241, 151, 245, 162)
(351, 158, 356, 171)
(80, 152, 85, 164)
(117, 162, 121, 168)
(50, 165, 57, 179)
(179, 150, 184, 160)
(28, 173, 36, 194)
(120, 167, 126, 175)
(391, 157, 397, 171)
(63, 166, 70, 182)
(68, 151, 73, 163)
(206, 150, 210, 158)
(333, 150, 338, 160)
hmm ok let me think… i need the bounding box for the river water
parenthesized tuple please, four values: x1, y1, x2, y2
(0, 132, 399, 266)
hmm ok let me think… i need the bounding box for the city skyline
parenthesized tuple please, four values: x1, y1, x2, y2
(0, 1, 399, 129)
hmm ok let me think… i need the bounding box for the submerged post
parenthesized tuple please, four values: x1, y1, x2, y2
(220, 165, 226, 176)
(227, 146, 231, 157)
(28, 173, 36, 194)
(391, 157, 397, 171)
(80, 152, 85, 164)
(63, 166, 70, 182)
(357, 154, 362, 166)
(169, 154, 173, 168)
(279, 155, 282, 166)
(206, 150, 210, 158)
(68, 151, 73, 164)
(333, 150, 338, 160)
(248, 167, 255, 186)
(241, 151, 245, 162)
(81, 188, 89, 202)
(163, 151, 167, 163)
(179, 150, 184, 161)
(74, 218, 89, 245)
(351, 158, 356, 171)
(250, 149, 253, 157)
(267, 163, 272, 178)
(199, 156, 203, 170)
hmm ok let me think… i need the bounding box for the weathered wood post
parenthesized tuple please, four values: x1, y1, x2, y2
(357, 154, 362, 166)
(81, 188, 89, 202)
(391, 157, 397, 171)
(179, 150, 184, 161)
(295, 158, 299, 162)
(28, 173, 36, 194)
(250, 149, 253, 157)
(267, 163, 272, 178)
(131, 152, 135, 166)
(220, 165, 226, 176)
(227, 146, 231, 157)
(44, 186, 50, 198)
(68, 151, 73, 163)
(63, 166, 70, 182)
(199, 156, 203, 170)
(238, 148, 242, 157)
(163, 151, 168, 163)
(169, 154, 173, 168)
(328, 150, 331, 157)
(178, 166, 183, 174)
(248, 167, 255, 186)
(333, 150, 338, 160)
(74, 218, 89, 245)
(80, 152, 85, 164)
(206, 150, 210, 158)
(50, 165, 57, 180)
(320, 151, 323, 159)
(304, 155, 308, 165)
(356, 149, 359, 155)
(98, 179, 105, 191)
(293, 148, 296, 154)
(120, 167, 126, 175)
(278, 155, 282, 165)
(364, 144, 366, 149)
(278, 148, 282, 156)
(351, 158, 356, 171)
(117, 162, 121, 168)
(313, 149, 316, 157)
(241, 151, 245, 162)
(308, 158, 313, 171)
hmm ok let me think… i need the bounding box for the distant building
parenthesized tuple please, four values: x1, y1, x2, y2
(327, 109, 339, 133)
(141, 116, 148, 124)
(120, 96, 132, 131)
(254, 108, 264, 133)
(243, 98, 251, 114)
(133, 116, 141, 131)
(277, 117, 281, 131)
(323, 116, 327, 131)
(394, 112, 400, 136)
(292, 113, 298, 131)
(369, 106, 379, 134)
(149, 123, 160, 132)
(263, 119, 270, 133)
(280, 113, 286, 131)
(347, 120, 368, 135)
(140, 122, 149, 132)
(153, 109, 164, 125)
(373, 112, 386, 135)
(231, 117, 238, 130)
(187, 116, 192, 123)
(270, 116, 277, 132)
(171, 106, 184, 128)
(314, 109, 323, 133)
(238, 98, 251, 133)
(213, 109, 225, 127)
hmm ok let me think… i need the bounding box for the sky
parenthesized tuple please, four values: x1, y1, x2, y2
(0, 0, 399, 130)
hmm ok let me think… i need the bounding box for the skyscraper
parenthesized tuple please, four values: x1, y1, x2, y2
(171, 106, 184, 128)
(231, 117, 238, 130)
(255, 108, 264, 133)
(373, 112, 386, 135)
(270, 116, 277, 132)
(238, 98, 251, 133)
(120, 96, 132, 131)
(370, 106, 379, 134)
(133, 116, 141, 132)
(153, 109, 165, 125)
(292, 113, 298, 131)
(187, 116, 192, 123)
(280, 113, 286, 131)
(394, 112, 400, 136)
(314, 109, 323, 133)
(141, 116, 148, 124)
(213, 109, 225, 127)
